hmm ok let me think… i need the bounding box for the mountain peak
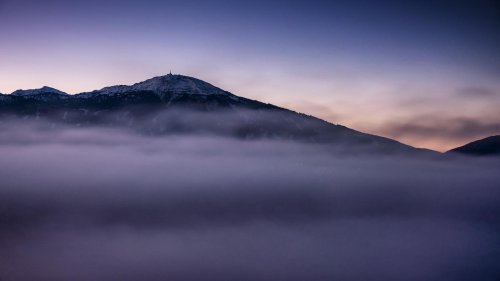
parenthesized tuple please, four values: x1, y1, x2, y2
(11, 86, 68, 96)
(97, 74, 230, 97)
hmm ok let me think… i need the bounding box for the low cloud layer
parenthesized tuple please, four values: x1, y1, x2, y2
(378, 115, 500, 151)
(0, 121, 499, 281)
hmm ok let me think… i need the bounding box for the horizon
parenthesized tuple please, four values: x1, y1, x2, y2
(2, 71, 497, 152)
(2, 1, 500, 280)
(1, 1, 499, 151)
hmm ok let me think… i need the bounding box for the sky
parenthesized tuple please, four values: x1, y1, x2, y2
(0, 0, 499, 151)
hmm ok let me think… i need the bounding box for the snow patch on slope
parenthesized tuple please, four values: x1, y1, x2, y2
(95, 74, 234, 97)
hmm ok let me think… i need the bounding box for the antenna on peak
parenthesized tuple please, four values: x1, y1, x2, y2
(169, 70, 172, 75)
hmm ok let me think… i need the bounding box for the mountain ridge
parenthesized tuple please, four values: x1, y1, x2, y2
(0, 74, 433, 154)
(11, 86, 68, 96)
(92, 74, 234, 97)
(448, 135, 500, 156)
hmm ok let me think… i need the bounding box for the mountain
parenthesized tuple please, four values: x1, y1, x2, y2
(11, 86, 68, 97)
(448, 136, 500, 156)
(95, 75, 231, 96)
(0, 74, 425, 154)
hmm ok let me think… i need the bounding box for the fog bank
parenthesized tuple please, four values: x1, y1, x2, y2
(0, 123, 499, 281)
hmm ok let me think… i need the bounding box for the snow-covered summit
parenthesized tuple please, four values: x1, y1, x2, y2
(11, 86, 68, 96)
(96, 74, 232, 96)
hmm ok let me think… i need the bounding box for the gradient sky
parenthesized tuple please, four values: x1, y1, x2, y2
(1, 0, 499, 151)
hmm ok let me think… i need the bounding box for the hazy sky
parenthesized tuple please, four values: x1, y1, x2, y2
(1, 0, 499, 151)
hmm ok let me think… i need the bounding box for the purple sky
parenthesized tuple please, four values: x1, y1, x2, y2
(1, 0, 499, 151)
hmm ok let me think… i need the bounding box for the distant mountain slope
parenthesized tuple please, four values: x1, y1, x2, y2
(448, 136, 500, 156)
(11, 86, 69, 97)
(0, 74, 425, 154)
